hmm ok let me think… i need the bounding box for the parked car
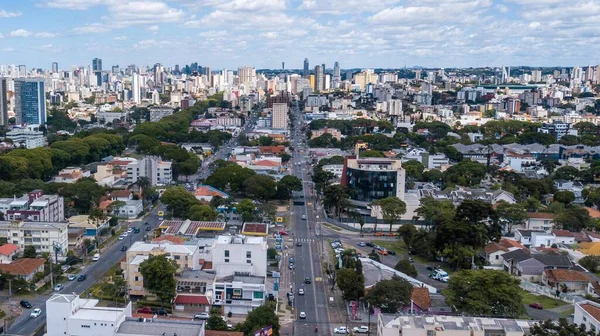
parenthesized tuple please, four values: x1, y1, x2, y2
(121, 246, 127, 251)
(30, 308, 42, 318)
(118, 235, 125, 240)
(334, 326, 349, 334)
(127, 227, 134, 233)
(68, 274, 76, 281)
(279, 231, 288, 236)
(301, 215, 306, 220)
(374, 232, 385, 236)
(387, 250, 396, 255)
(54, 284, 64, 291)
(92, 254, 100, 261)
(20, 300, 32, 309)
(144, 222, 149, 225)
(299, 311, 306, 319)
(358, 242, 366, 247)
(137, 307, 153, 314)
(146, 226, 152, 231)
(353, 326, 370, 333)
(529, 303, 543, 309)
(77, 274, 87, 282)
(365, 242, 375, 247)
(194, 312, 209, 319)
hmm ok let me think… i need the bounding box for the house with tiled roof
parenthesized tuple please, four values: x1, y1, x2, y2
(503, 248, 573, 282)
(552, 229, 576, 245)
(542, 269, 593, 294)
(484, 242, 509, 267)
(0, 243, 19, 264)
(0, 258, 45, 281)
(575, 300, 600, 333)
(401, 287, 432, 315)
(194, 185, 230, 202)
(525, 212, 556, 231)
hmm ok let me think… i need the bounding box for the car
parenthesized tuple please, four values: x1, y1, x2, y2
(118, 235, 125, 240)
(374, 232, 385, 236)
(127, 227, 134, 233)
(358, 242, 366, 247)
(54, 284, 64, 291)
(144, 222, 149, 225)
(386, 232, 398, 237)
(299, 311, 306, 319)
(194, 312, 209, 319)
(298, 288, 305, 295)
(30, 308, 42, 318)
(387, 250, 396, 255)
(304, 277, 311, 284)
(122, 232, 129, 237)
(134, 228, 140, 234)
(365, 242, 375, 247)
(68, 274, 76, 281)
(121, 246, 127, 251)
(378, 249, 388, 255)
(529, 303, 543, 309)
(77, 274, 87, 282)
(137, 307, 153, 314)
(146, 226, 152, 231)
(353, 326, 370, 334)
(289, 264, 294, 269)
(296, 241, 302, 246)
(334, 327, 349, 334)
(301, 215, 306, 220)
(279, 231, 288, 236)
(92, 254, 100, 261)
(20, 300, 32, 309)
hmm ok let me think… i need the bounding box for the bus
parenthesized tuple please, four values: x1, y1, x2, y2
(157, 211, 164, 221)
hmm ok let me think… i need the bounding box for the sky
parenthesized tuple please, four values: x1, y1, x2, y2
(1, 0, 600, 70)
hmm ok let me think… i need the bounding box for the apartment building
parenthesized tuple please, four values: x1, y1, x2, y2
(575, 300, 600, 333)
(0, 220, 69, 260)
(123, 156, 173, 186)
(121, 241, 200, 297)
(5, 128, 45, 149)
(271, 103, 288, 129)
(211, 235, 268, 315)
(0, 190, 64, 222)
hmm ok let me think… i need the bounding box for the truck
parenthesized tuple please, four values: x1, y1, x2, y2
(429, 269, 449, 283)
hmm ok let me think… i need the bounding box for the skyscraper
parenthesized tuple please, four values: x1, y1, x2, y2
(333, 61, 341, 89)
(303, 58, 309, 77)
(51, 62, 59, 73)
(315, 65, 323, 93)
(14, 78, 46, 127)
(92, 58, 102, 72)
(0, 77, 8, 127)
(18, 65, 26, 77)
(272, 103, 288, 129)
(154, 63, 163, 86)
(132, 73, 141, 104)
(238, 66, 257, 86)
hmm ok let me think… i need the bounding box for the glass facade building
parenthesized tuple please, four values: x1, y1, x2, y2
(14, 78, 46, 127)
(342, 158, 406, 203)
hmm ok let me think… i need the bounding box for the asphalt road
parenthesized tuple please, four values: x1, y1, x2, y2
(8, 206, 165, 336)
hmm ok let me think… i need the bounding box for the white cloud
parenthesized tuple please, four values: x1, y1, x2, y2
(35, 32, 58, 38)
(211, 0, 286, 11)
(146, 25, 160, 31)
(109, 1, 184, 24)
(73, 23, 110, 34)
(41, 0, 104, 10)
(186, 11, 294, 30)
(133, 39, 171, 49)
(9, 29, 32, 37)
(299, 0, 401, 14)
(529, 21, 541, 29)
(1, 47, 14, 52)
(0, 33, 3, 39)
(113, 36, 127, 40)
(0, 10, 22, 18)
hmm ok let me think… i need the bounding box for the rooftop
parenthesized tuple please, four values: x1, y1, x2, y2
(117, 318, 204, 336)
(71, 306, 126, 322)
(0, 221, 69, 230)
(0, 243, 19, 256)
(174, 294, 210, 305)
(544, 269, 592, 282)
(579, 301, 600, 323)
(241, 222, 268, 236)
(0, 258, 45, 275)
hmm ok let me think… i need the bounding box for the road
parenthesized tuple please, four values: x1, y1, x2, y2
(290, 102, 332, 336)
(8, 206, 166, 336)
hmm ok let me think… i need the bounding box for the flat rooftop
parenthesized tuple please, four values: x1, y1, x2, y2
(117, 318, 204, 336)
(71, 307, 125, 322)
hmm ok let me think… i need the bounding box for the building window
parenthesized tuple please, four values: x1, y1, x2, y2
(135, 276, 139, 281)
(225, 259, 229, 263)
(253, 291, 264, 299)
(495, 255, 499, 260)
(246, 251, 251, 258)
(225, 250, 230, 258)
(174, 255, 180, 260)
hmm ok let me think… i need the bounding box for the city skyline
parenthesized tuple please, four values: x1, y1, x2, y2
(0, 0, 599, 69)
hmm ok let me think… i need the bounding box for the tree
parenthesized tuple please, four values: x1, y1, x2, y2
(237, 199, 257, 222)
(394, 259, 417, 277)
(188, 204, 218, 221)
(403, 160, 424, 181)
(139, 254, 178, 304)
(530, 318, 597, 336)
(267, 247, 277, 260)
(442, 161, 486, 187)
(275, 175, 302, 200)
(242, 175, 277, 201)
(397, 224, 417, 248)
(579, 255, 600, 273)
(553, 166, 580, 181)
(554, 191, 575, 205)
(336, 268, 365, 301)
(365, 276, 413, 314)
(444, 270, 525, 317)
(417, 196, 456, 227)
(455, 199, 496, 225)
(495, 201, 527, 234)
(160, 187, 200, 218)
(323, 185, 351, 218)
(238, 302, 280, 336)
(422, 169, 443, 183)
(372, 197, 407, 232)
(23, 245, 37, 258)
(555, 207, 594, 232)
(206, 312, 228, 330)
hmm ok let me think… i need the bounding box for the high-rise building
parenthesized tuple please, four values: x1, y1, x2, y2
(132, 73, 141, 104)
(0, 78, 8, 127)
(315, 65, 323, 93)
(92, 58, 102, 72)
(51, 62, 58, 73)
(272, 103, 288, 129)
(204, 67, 211, 76)
(333, 61, 340, 79)
(18, 65, 26, 77)
(111, 65, 120, 74)
(303, 58, 309, 77)
(531, 70, 542, 82)
(14, 78, 46, 127)
(238, 66, 257, 86)
(153, 63, 163, 86)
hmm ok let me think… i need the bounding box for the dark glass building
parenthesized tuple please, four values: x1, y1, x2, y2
(341, 157, 405, 203)
(14, 78, 46, 127)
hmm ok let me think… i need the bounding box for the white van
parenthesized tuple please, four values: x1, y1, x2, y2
(92, 253, 100, 261)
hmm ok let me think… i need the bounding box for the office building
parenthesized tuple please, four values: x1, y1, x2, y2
(315, 65, 323, 92)
(14, 78, 46, 127)
(0, 190, 64, 222)
(333, 61, 341, 88)
(125, 156, 173, 186)
(303, 58, 309, 77)
(0, 77, 8, 126)
(51, 62, 58, 73)
(271, 103, 288, 129)
(131, 73, 141, 104)
(92, 58, 102, 72)
(153, 63, 163, 86)
(5, 128, 45, 149)
(0, 220, 69, 259)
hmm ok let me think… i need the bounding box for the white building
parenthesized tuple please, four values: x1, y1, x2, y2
(402, 148, 449, 169)
(321, 164, 344, 179)
(125, 156, 172, 186)
(272, 103, 288, 129)
(387, 99, 402, 116)
(5, 128, 45, 149)
(0, 221, 69, 260)
(0, 190, 65, 222)
(575, 300, 600, 334)
(148, 106, 174, 122)
(132, 73, 141, 104)
(514, 229, 556, 248)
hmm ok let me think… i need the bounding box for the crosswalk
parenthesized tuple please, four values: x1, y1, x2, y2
(295, 238, 318, 243)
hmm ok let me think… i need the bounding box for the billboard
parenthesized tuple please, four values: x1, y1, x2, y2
(254, 326, 273, 336)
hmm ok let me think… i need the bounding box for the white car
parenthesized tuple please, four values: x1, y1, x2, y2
(194, 312, 209, 320)
(299, 311, 306, 319)
(118, 235, 125, 240)
(30, 308, 42, 318)
(127, 227, 134, 233)
(334, 327, 349, 334)
(68, 274, 76, 281)
(298, 288, 305, 295)
(54, 284, 64, 291)
(353, 326, 369, 333)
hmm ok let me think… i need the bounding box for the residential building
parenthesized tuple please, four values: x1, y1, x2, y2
(514, 229, 556, 248)
(14, 78, 46, 127)
(0, 258, 45, 281)
(539, 122, 573, 141)
(0, 243, 19, 264)
(552, 229, 577, 245)
(53, 167, 90, 183)
(68, 215, 110, 238)
(94, 164, 126, 187)
(525, 213, 556, 231)
(400, 287, 432, 315)
(194, 185, 230, 202)
(402, 148, 449, 169)
(311, 128, 343, 141)
(483, 238, 524, 267)
(554, 180, 584, 200)
(321, 164, 344, 179)
(148, 106, 174, 122)
(125, 156, 173, 186)
(542, 269, 592, 294)
(0, 190, 65, 222)
(575, 300, 600, 333)
(341, 157, 406, 203)
(5, 128, 45, 149)
(271, 103, 288, 129)
(0, 221, 69, 260)
(503, 249, 572, 282)
(377, 314, 538, 336)
(419, 186, 516, 206)
(0, 77, 8, 127)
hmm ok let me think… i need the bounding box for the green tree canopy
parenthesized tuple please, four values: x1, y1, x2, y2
(139, 254, 178, 304)
(394, 259, 417, 277)
(238, 302, 280, 336)
(530, 318, 597, 336)
(275, 175, 303, 200)
(243, 175, 277, 201)
(23, 245, 37, 258)
(336, 268, 365, 301)
(188, 204, 218, 221)
(442, 161, 487, 187)
(553, 191, 575, 205)
(237, 199, 257, 222)
(403, 160, 425, 181)
(555, 207, 594, 232)
(372, 196, 407, 232)
(365, 276, 413, 314)
(206, 312, 228, 330)
(495, 201, 527, 234)
(160, 186, 200, 218)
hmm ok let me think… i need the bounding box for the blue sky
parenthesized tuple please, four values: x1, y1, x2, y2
(1, 0, 600, 70)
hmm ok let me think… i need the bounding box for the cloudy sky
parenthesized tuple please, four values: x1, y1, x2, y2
(1, 0, 600, 70)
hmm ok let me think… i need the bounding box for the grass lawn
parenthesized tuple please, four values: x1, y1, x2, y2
(323, 223, 342, 231)
(521, 292, 569, 309)
(560, 307, 575, 317)
(372, 240, 429, 264)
